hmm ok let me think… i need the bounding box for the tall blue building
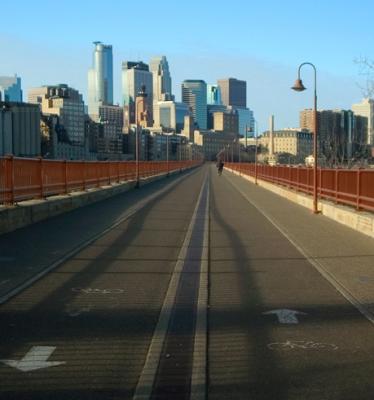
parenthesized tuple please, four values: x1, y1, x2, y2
(182, 80, 207, 130)
(207, 84, 221, 105)
(88, 42, 113, 118)
(0, 75, 22, 102)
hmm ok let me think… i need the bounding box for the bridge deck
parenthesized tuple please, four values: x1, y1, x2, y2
(0, 164, 373, 399)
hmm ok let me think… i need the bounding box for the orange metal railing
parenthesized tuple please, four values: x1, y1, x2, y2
(0, 156, 202, 205)
(226, 162, 374, 213)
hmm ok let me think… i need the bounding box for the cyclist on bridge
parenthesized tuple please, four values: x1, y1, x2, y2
(216, 158, 224, 176)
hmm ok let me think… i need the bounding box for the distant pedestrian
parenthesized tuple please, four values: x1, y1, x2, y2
(216, 159, 224, 176)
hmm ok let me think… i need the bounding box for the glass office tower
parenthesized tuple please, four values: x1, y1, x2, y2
(88, 42, 113, 118)
(182, 80, 207, 130)
(207, 84, 221, 105)
(0, 75, 22, 102)
(121, 61, 153, 126)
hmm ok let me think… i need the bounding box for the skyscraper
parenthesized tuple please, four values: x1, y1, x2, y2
(207, 84, 221, 105)
(29, 84, 86, 146)
(149, 56, 173, 102)
(121, 61, 153, 127)
(153, 101, 190, 132)
(300, 108, 368, 163)
(0, 101, 40, 156)
(182, 80, 207, 130)
(235, 107, 255, 137)
(0, 75, 22, 102)
(217, 78, 252, 136)
(217, 78, 246, 108)
(352, 98, 374, 145)
(88, 42, 113, 118)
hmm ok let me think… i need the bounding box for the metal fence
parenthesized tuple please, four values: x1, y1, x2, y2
(0, 156, 201, 205)
(226, 162, 374, 213)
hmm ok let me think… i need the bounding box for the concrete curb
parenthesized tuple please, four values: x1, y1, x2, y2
(0, 169, 185, 235)
(227, 168, 374, 239)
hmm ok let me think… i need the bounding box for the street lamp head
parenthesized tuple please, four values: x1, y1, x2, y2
(291, 78, 306, 92)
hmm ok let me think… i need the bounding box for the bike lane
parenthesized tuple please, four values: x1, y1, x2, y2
(208, 165, 374, 400)
(0, 168, 206, 399)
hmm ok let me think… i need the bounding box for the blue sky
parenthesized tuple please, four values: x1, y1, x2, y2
(1, 0, 373, 132)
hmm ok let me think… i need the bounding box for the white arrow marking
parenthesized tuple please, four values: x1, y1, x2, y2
(263, 309, 307, 324)
(0, 257, 15, 262)
(67, 307, 90, 317)
(1, 346, 65, 372)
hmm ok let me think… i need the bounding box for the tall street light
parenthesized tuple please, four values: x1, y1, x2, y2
(135, 124, 140, 187)
(166, 133, 169, 176)
(135, 96, 145, 188)
(253, 119, 259, 185)
(164, 131, 174, 177)
(292, 62, 319, 214)
(238, 137, 241, 164)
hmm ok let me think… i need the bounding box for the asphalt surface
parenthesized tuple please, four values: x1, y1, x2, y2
(209, 166, 374, 400)
(0, 163, 374, 399)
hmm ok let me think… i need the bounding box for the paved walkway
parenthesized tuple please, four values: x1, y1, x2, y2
(0, 163, 373, 399)
(209, 166, 374, 400)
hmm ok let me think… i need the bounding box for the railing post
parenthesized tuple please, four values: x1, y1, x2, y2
(296, 166, 300, 192)
(64, 160, 68, 194)
(39, 157, 44, 199)
(356, 169, 361, 211)
(96, 161, 99, 188)
(117, 161, 120, 183)
(83, 160, 86, 191)
(107, 161, 111, 185)
(307, 168, 310, 195)
(7, 155, 15, 204)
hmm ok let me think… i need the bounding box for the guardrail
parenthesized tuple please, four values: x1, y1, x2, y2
(226, 162, 374, 213)
(0, 156, 201, 205)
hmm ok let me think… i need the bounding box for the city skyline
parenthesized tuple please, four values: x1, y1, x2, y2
(1, 0, 374, 132)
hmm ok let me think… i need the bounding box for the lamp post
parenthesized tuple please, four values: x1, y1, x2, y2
(1, 105, 6, 154)
(135, 123, 140, 188)
(292, 62, 319, 214)
(166, 133, 169, 176)
(253, 120, 259, 185)
(238, 138, 241, 163)
(165, 132, 173, 177)
(135, 96, 144, 188)
(178, 136, 183, 172)
(179, 136, 182, 161)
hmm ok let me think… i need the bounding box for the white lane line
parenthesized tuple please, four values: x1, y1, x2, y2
(0, 168, 199, 306)
(226, 172, 374, 326)
(190, 182, 209, 400)
(133, 173, 208, 400)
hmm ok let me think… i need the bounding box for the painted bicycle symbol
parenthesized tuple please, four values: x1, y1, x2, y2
(267, 340, 338, 351)
(72, 288, 124, 294)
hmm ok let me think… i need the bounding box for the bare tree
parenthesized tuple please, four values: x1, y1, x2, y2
(354, 56, 374, 97)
